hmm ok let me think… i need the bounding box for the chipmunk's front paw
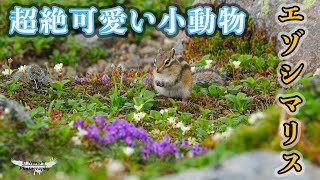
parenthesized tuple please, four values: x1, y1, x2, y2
(156, 80, 165, 87)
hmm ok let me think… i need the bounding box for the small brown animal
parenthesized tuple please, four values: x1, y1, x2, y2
(153, 48, 192, 100)
(153, 48, 227, 100)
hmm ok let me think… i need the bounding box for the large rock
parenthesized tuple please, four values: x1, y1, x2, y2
(175, 0, 319, 73)
(0, 94, 31, 121)
(13, 64, 52, 86)
(159, 150, 320, 180)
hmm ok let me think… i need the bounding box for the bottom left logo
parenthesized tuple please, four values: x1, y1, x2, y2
(11, 158, 57, 175)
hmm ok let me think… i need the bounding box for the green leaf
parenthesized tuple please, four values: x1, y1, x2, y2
(150, 110, 162, 120)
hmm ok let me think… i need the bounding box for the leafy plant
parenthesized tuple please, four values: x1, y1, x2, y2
(49, 80, 70, 98)
(224, 92, 254, 112)
(241, 77, 260, 90)
(208, 85, 226, 98)
(0, 76, 20, 96)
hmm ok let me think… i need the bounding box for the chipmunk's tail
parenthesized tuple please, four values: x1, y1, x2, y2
(192, 67, 228, 86)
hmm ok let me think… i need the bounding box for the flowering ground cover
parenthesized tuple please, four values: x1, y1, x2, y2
(1, 1, 320, 179)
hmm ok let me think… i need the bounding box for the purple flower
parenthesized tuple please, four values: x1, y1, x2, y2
(74, 76, 88, 82)
(125, 136, 135, 146)
(148, 135, 180, 158)
(144, 74, 151, 83)
(95, 115, 107, 128)
(181, 139, 189, 147)
(190, 143, 208, 155)
(102, 74, 109, 81)
(296, 84, 303, 90)
(74, 118, 84, 128)
(122, 73, 126, 79)
(100, 134, 115, 144)
(281, 87, 287, 91)
(74, 75, 80, 81)
(86, 124, 100, 140)
(72, 117, 207, 159)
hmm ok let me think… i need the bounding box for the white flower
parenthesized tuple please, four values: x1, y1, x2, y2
(188, 137, 197, 145)
(4, 108, 10, 115)
(191, 67, 196, 73)
(181, 125, 191, 135)
(18, 65, 27, 74)
(212, 127, 233, 141)
(175, 121, 184, 128)
(133, 112, 146, 122)
(205, 60, 214, 68)
(71, 136, 81, 145)
(160, 109, 168, 115)
(186, 151, 194, 158)
(134, 104, 143, 111)
(208, 129, 215, 135)
(76, 127, 88, 138)
(133, 113, 140, 122)
(150, 129, 160, 135)
(107, 160, 125, 175)
(212, 132, 223, 141)
(68, 121, 74, 128)
(167, 117, 176, 125)
(122, 147, 134, 157)
(54, 63, 63, 72)
(232, 61, 241, 69)
(248, 112, 266, 124)
(138, 112, 146, 119)
(314, 68, 320, 76)
(1, 69, 13, 75)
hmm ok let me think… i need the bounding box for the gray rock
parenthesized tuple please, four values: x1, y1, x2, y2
(141, 39, 162, 49)
(128, 44, 138, 54)
(13, 64, 52, 86)
(163, 38, 176, 50)
(159, 150, 320, 180)
(0, 94, 31, 121)
(139, 46, 157, 56)
(64, 66, 77, 78)
(74, 33, 99, 44)
(174, 31, 189, 55)
(86, 60, 108, 74)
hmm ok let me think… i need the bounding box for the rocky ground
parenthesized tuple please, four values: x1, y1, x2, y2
(67, 30, 179, 77)
(159, 150, 320, 180)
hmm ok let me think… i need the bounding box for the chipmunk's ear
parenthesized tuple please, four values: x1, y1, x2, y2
(170, 48, 175, 58)
(158, 48, 163, 54)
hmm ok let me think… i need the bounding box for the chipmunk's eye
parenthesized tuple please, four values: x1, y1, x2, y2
(165, 59, 170, 65)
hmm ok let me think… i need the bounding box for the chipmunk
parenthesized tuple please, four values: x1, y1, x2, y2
(153, 48, 192, 100)
(153, 48, 226, 100)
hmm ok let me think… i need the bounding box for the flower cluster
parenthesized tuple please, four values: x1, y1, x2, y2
(71, 116, 208, 159)
(74, 76, 88, 82)
(167, 117, 191, 135)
